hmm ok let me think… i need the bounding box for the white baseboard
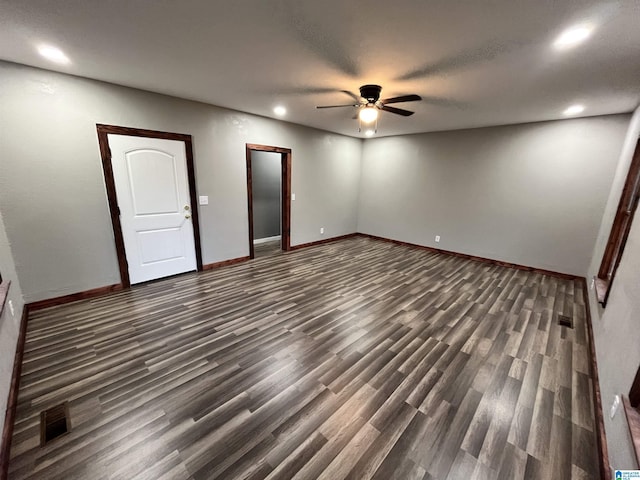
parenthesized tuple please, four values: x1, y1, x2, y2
(253, 235, 281, 245)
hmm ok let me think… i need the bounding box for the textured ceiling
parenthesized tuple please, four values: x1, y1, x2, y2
(1, 0, 639, 138)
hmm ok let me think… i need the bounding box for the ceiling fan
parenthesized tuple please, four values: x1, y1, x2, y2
(316, 85, 422, 129)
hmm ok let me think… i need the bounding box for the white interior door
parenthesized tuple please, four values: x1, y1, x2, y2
(108, 134, 197, 284)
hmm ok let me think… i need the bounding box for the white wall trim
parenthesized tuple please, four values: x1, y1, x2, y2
(253, 235, 281, 245)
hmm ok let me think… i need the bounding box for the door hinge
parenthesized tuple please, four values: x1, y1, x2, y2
(116, 206, 121, 216)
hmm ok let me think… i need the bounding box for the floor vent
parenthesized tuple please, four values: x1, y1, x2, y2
(558, 314, 574, 329)
(40, 402, 71, 446)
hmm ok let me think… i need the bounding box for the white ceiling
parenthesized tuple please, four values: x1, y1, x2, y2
(1, 0, 639, 138)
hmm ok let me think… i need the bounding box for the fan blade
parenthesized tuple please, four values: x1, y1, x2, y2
(316, 104, 359, 109)
(381, 105, 414, 117)
(341, 90, 361, 102)
(382, 94, 422, 104)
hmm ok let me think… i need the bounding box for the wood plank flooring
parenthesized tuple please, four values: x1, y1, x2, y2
(8, 237, 599, 479)
(253, 240, 282, 259)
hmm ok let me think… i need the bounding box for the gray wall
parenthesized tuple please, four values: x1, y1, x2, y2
(586, 106, 640, 469)
(2, 59, 638, 468)
(0, 62, 363, 302)
(0, 209, 24, 423)
(251, 151, 281, 240)
(358, 116, 630, 276)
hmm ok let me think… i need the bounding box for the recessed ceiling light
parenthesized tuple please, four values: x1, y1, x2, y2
(364, 129, 375, 137)
(554, 25, 593, 49)
(563, 104, 585, 116)
(37, 45, 70, 64)
(273, 106, 287, 116)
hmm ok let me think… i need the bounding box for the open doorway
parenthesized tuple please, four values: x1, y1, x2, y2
(246, 144, 291, 259)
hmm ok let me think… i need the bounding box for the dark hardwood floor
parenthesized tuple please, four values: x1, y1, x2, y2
(253, 240, 282, 259)
(8, 237, 599, 479)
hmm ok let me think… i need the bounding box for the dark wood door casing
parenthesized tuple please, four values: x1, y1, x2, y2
(96, 124, 204, 288)
(245, 144, 292, 259)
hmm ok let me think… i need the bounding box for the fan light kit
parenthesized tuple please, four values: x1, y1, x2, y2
(359, 106, 379, 123)
(316, 84, 421, 135)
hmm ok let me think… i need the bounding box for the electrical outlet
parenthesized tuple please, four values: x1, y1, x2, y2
(8, 300, 15, 317)
(610, 395, 621, 419)
(435, 235, 440, 243)
(320, 227, 324, 235)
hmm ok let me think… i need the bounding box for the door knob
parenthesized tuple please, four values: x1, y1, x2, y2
(185, 214, 191, 219)
(184, 205, 191, 211)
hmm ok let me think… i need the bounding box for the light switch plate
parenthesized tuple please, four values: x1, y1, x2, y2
(199, 196, 209, 205)
(292, 193, 296, 201)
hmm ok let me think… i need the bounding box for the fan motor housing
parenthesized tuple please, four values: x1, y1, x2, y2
(359, 84, 382, 103)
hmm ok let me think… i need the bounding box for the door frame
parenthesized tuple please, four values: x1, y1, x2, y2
(96, 124, 203, 288)
(246, 144, 292, 259)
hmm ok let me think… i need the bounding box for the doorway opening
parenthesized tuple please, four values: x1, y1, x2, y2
(246, 144, 292, 259)
(96, 124, 203, 288)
